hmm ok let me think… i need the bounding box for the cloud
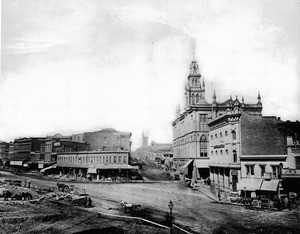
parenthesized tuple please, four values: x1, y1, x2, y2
(1, 0, 300, 148)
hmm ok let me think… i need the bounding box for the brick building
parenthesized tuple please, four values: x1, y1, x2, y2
(72, 128, 131, 152)
(9, 137, 46, 169)
(208, 109, 290, 195)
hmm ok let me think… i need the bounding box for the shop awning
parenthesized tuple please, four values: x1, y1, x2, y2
(181, 159, 194, 169)
(57, 164, 137, 170)
(87, 168, 97, 174)
(41, 164, 57, 173)
(195, 159, 210, 168)
(259, 179, 279, 192)
(97, 164, 137, 169)
(239, 178, 263, 191)
(10, 160, 24, 166)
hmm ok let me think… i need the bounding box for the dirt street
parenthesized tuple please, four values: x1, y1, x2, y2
(1, 171, 299, 234)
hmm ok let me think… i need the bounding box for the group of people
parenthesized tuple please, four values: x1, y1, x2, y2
(243, 194, 298, 211)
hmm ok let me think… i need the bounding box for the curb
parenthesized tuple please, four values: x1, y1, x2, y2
(97, 212, 170, 230)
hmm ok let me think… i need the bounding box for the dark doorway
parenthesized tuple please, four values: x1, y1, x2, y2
(232, 175, 238, 192)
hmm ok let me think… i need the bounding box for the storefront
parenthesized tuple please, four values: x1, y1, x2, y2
(239, 178, 263, 197)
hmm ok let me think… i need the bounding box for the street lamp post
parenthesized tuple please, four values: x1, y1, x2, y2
(168, 200, 174, 234)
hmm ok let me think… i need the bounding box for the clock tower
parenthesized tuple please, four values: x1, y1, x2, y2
(185, 60, 206, 109)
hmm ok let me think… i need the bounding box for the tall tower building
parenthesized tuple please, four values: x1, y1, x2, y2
(173, 60, 212, 180)
(172, 57, 263, 181)
(142, 131, 148, 148)
(185, 60, 206, 108)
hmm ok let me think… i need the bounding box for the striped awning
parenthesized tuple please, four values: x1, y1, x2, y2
(239, 178, 263, 191)
(259, 179, 279, 192)
(181, 159, 194, 169)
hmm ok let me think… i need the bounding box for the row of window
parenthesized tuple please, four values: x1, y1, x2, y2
(211, 150, 238, 162)
(190, 93, 204, 105)
(245, 164, 280, 178)
(174, 134, 207, 147)
(175, 139, 208, 158)
(58, 154, 127, 164)
(211, 130, 236, 140)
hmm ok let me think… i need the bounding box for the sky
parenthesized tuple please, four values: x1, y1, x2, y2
(1, 0, 300, 149)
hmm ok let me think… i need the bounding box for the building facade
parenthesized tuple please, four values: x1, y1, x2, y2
(172, 60, 213, 179)
(172, 59, 262, 180)
(0, 142, 10, 163)
(208, 109, 291, 195)
(72, 128, 131, 152)
(56, 151, 136, 180)
(8, 137, 46, 169)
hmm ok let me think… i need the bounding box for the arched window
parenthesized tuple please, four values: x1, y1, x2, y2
(232, 130, 236, 140)
(196, 94, 199, 103)
(233, 150, 237, 162)
(200, 135, 207, 157)
(191, 94, 195, 104)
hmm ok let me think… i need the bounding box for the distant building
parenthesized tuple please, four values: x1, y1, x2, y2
(142, 132, 149, 148)
(172, 59, 262, 180)
(72, 128, 131, 152)
(9, 137, 46, 169)
(0, 142, 10, 163)
(134, 142, 173, 168)
(44, 138, 89, 165)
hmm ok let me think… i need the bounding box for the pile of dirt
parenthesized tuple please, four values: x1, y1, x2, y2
(139, 160, 173, 181)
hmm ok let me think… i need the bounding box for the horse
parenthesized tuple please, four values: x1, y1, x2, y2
(2, 190, 13, 201)
(57, 183, 69, 193)
(22, 192, 33, 200)
(12, 192, 22, 201)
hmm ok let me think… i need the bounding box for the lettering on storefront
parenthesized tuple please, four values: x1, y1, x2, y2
(214, 144, 225, 149)
(282, 169, 300, 176)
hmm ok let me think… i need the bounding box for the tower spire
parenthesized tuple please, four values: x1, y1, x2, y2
(257, 91, 261, 103)
(213, 90, 217, 103)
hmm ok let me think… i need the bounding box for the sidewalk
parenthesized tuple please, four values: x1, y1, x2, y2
(194, 180, 243, 206)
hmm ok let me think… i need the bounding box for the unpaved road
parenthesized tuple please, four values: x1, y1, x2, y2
(1, 171, 299, 234)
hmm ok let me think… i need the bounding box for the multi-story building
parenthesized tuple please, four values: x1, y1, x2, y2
(208, 108, 291, 196)
(172, 60, 213, 179)
(280, 121, 300, 195)
(9, 137, 46, 169)
(56, 151, 137, 180)
(172, 59, 262, 180)
(72, 128, 131, 152)
(44, 134, 88, 164)
(0, 142, 10, 163)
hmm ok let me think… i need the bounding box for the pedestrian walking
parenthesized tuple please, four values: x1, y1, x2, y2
(218, 190, 221, 201)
